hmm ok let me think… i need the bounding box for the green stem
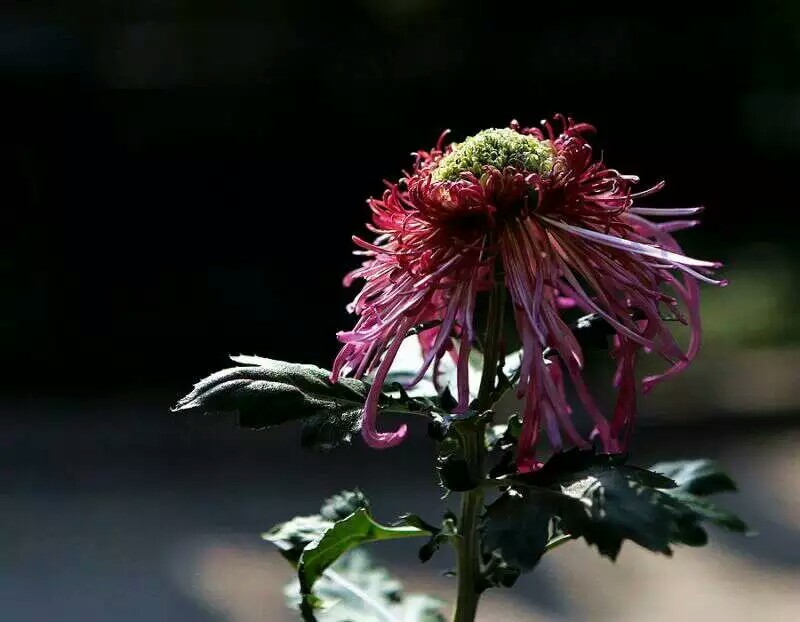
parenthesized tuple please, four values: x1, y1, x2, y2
(452, 487, 483, 622)
(452, 276, 505, 622)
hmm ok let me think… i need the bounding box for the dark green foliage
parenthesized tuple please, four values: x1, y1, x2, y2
(298, 508, 429, 596)
(173, 354, 442, 450)
(481, 451, 750, 575)
(481, 491, 551, 573)
(263, 490, 432, 619)
(651, 459, 738, 496)
(396, 513, 457, 563)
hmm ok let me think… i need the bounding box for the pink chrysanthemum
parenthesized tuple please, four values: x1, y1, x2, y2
(332, 116, 725, 470)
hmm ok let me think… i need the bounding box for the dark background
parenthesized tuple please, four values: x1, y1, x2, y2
(2, 2, 799, 621)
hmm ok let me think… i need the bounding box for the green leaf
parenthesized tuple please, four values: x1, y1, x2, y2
(285, 549, 446, 622)
(173, 355, 439, 450)
(497, 451, 748, 563)
(559, 467, 675, 559)
(664, 491, 749, 533)
(265, 492, 439, 618)
(616, 465, 678, 490)
(172, 355, 368, 446)
(650, 459, 738, 496)
(395, 513, 456, 563)
(481, 491, 552, 573)
(263, 515, 334, 564)
(320, 489, 371, 522)
(437, 456, 477, 492)
(298, 508, 431, 597)
(300, 409, 364, 451)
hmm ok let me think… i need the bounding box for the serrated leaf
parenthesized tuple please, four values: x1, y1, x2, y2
(489, 451, 747, 564)
(298, 508, 431, 597)
(437, 456, 477, 492)
(481, 492, 552, 573)
(320, 489, 370, 522)
(263, 515, 334, 564)
(560, 467, 675, 559)
(396, 513, 455, 564)
(617, 465, 678, 489)
(650, 459, 738, 496)
(518, 447, 599, 486)
(285, 549, 446, 622)
(173, 355, 439, 450)
(548, 458, 747, 560)
(664, 490, 749, 533)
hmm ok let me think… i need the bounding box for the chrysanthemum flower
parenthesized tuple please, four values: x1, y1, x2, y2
(332, 116, 725, 470)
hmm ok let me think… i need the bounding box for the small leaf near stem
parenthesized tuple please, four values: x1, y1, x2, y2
(299, 508, 430, 597)
(284, 549, 446, 622)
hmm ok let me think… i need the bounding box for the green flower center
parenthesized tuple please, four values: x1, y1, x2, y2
(431, 127, 554, 182)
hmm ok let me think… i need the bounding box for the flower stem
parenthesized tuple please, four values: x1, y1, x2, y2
(452, 275, 505, 622)
(452, 487, 483, 622)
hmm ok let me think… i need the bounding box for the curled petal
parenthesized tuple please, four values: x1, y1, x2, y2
(360, 316, 415, 448)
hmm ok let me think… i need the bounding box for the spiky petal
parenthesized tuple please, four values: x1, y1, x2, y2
(333, 116, 724, 467)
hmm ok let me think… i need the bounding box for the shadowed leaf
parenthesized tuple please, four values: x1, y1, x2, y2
(173, 355, 439, 450)
(651, 459, 738, 496)
(481, 492, 553, 573)
(490, 451, 749, 565)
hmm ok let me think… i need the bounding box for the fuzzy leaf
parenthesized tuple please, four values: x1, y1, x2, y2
(285, 549, 446, 622)
(320, 489, 371, 522)
(172, 355, 368, 437)
(263, 515, 334, 564)
(173, 355, 437, 450)
(300, 409, 364, 451)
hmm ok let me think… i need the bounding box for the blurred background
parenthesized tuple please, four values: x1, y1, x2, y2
(1, 1, 799, 620)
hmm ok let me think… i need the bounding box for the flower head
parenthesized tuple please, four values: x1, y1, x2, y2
(332, 115, 725, 470)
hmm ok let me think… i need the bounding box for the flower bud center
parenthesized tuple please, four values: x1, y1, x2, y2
(432, 128, 554, 182)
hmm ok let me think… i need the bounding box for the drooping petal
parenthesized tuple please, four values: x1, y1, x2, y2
(334, 115, 722, 465)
